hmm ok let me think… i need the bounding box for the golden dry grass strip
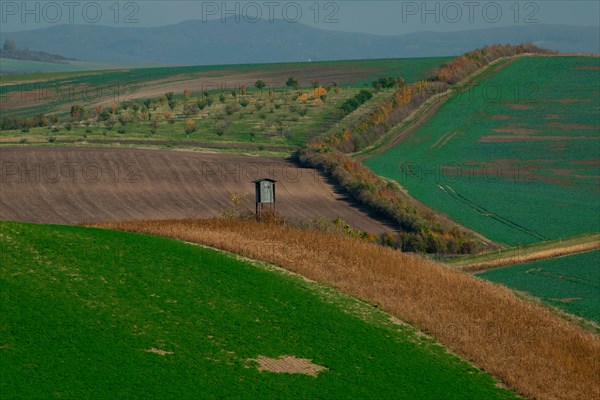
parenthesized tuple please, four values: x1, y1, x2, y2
(95, 219, 600, 400)
(461, 242, 600, 273)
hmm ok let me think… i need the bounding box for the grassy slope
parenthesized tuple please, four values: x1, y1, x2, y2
(478, 250, 600, 323)
(365, 56, 600, 245)
(0, 221, 514, 400)
(97, 219, 600, 400)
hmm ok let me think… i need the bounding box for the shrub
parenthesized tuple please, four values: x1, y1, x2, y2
(225, 103, 239, 115)
(184, 104, 198, 115)
(286, 76, 299, 89)
(215, 119, 231, 137)
(255, 80, 266, 90)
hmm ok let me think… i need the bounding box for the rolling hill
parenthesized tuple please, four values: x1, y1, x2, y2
(2, 21, 598, 66)
(0, 221, 517, 399)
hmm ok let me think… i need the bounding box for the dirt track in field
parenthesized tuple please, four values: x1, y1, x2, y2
(0, 147, 392, 233)
(462, 241, 600, 273)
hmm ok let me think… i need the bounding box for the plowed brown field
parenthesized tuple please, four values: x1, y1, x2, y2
(0, 147, 392, 233)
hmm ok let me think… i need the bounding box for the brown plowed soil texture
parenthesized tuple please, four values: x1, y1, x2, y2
(0, 147, 392, 233)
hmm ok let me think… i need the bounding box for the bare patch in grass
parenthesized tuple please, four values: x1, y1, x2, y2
(490, 115, 512, 121)
(250, 355, 327, 377)
(547, 122, 596, 130)
(492, 125, 539, 135)
(573, 66, 600, 71)
(549, 298, 582, 303)
(479, 135, 596, 143)
(505, 103, 536, 110)
(548, 98, 592, 105)
(571, 159, 600, 167)
(145, 348, 174, 356)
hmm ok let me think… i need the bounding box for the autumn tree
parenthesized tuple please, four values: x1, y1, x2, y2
(184, 118, 196, 138)
(163, 111, 175, 125)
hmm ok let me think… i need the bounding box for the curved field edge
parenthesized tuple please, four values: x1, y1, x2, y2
(477, 250, 600, 325)
(0, 220, 514, 400)
(95, 218, 600, 400)
(364, 55, 600, 246)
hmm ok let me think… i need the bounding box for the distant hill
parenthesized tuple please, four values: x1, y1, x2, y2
(0, 39, 74, 63)
(1, 21, 598, 66)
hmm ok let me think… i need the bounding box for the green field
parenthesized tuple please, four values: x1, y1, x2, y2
(1, 56, 449, 85)
(478, 250, 600, 323)
(0, 58, 161, 75)
(1, 58, 81, 73)
(365, 56, 600, 245)
(0, 221, 515, 399)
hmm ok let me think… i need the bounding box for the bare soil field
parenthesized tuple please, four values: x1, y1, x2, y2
(0, 147, 392, 233)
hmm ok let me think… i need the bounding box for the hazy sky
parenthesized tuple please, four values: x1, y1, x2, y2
(1, 1, 599, 34)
